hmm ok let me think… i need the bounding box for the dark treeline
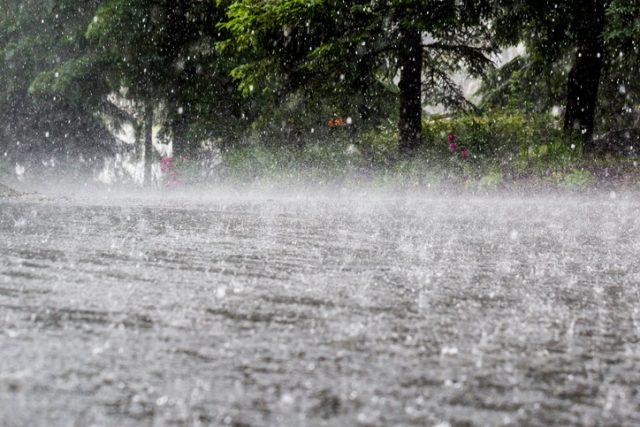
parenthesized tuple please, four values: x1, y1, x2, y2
(1, 0, 639, 184)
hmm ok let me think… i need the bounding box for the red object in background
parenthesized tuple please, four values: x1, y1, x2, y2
(328, 117, 347, 128)
(160, 156, 174, 173)
(460, 147, 469, 159)
(448, 133, 455, 142)
(449, 143, 458, 152)
(160, 156, 180, 188)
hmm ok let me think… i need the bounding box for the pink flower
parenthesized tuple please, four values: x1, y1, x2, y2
(160, 156, 175, 173)
(460, 147, 469, 159)
(170, 171, 177, 177)
(448, 133, 455, 142)
(449, 143, 458, 152)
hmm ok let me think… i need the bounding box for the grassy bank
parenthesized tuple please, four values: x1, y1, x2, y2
(2, 112, 638, 192)
(210, 146, 639, 193)
(191, 112, 639, 192)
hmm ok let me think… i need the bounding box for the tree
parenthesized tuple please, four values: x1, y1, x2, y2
(485, 0, 640, 153)
(221, 0, 494, 155)
(31, 0, 250, 185)
(600, 0, 640, 132)
(0, 0, 115, 176)
(562, 0, 607, 146)
(477, 54, 568, 114)
(491, 1, 626, 150)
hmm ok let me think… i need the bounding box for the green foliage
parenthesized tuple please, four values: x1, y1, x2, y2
(358, 121, 400, 167)
(221, 138, 369, 184)
(1, 0, 638, 185)
(62, 0, 252, 155)
(605, 0, 640, 41)
(477, 55, 568, 113)
(0, 0, 114, 171)
(424, 112, 549, 159)
(599, 0, 640, 131)
(478, 171, 504, 192)
(220, 0, 496, 147)
(558, 169, 595, 189)
(213, 109, 599, 189)
(492, 1, 576, 61)
(422, 111, 581, 175)
(486, 1, 640, 136)
(28, 54, 113, 107)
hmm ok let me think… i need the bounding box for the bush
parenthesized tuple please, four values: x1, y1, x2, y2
(357, 120, 400, 167)
(420, 111, 581, 177)
(214, 110, 597, 189)
(558, 169, 595, 189)
(478, 171, 504, 192)
(220, 137, 372, 184)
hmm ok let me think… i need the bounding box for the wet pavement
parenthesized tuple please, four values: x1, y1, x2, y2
(1, 190, 639, 426)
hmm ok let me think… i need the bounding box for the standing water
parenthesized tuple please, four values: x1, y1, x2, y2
(1, 190, 639, 426)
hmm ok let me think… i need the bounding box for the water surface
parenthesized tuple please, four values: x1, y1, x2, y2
(1, 190, 639, 426)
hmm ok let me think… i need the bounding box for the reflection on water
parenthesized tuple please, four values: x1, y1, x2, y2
(1, 192, 639, 426)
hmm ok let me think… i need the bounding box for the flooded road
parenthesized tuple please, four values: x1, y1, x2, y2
(1, 191, 639, 426)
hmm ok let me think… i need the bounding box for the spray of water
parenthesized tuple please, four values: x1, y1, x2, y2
(1, 178, 639, 425)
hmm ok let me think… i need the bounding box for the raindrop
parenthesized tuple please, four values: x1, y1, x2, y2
(441, 346, 458, 356)
(280, 394, 294, 405)
(215, 287, 226, 298)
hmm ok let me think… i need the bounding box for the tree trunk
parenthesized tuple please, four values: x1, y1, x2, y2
(143, 105, 154, 186)
(170, 110, 188, 158)
(563, 0, 606, 152)
(398, 27, 423, 155)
